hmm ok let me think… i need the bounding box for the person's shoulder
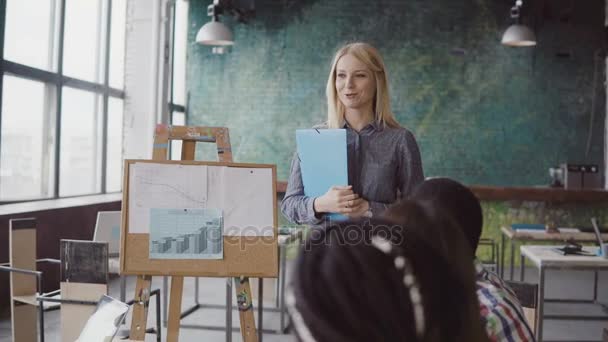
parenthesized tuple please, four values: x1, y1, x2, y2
(475, 262, 504, 286)
(382, 125, 417, 142)
(475, 268, 521, 306)
(476, 276, 532, 339)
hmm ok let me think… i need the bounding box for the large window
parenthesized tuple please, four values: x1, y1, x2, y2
(0, 0, 126, 202)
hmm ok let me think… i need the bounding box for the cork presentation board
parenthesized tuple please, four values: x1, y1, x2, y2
(120, 159, 278, 278)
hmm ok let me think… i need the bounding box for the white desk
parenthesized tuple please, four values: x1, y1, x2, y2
(520, 245, 608, 342)
(500, 226, 608, 280)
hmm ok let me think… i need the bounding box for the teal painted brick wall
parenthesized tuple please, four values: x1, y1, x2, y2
(187, 0, 608, 267)
(187, 0, 605, 186)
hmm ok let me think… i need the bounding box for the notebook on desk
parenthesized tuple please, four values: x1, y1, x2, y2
(557, 227, 581, 233)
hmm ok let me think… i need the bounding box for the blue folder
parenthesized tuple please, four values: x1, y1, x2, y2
(296, 129, 348, 221)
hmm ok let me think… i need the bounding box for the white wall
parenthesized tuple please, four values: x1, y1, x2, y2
(123, 0, 171, 160)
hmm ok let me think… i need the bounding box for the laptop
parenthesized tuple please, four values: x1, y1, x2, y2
(591, 217, 606, 255)
(93, 211, 121, 257)
(76, 295, 129, 342)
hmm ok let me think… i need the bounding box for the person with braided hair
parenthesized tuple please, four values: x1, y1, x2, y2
(387, 177, 535, 342)
(287, 201, 488, 342)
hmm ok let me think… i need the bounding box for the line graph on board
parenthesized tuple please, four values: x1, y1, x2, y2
(135, 175, 206, 206)
(128, 163, 209, 233)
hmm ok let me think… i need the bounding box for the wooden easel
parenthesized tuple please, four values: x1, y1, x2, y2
(128, 124, 259, 342)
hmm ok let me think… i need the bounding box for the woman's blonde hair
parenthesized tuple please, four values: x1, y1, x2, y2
(325, 42, 401, 129)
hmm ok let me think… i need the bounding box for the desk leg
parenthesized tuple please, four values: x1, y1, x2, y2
(279, 244, 287, 332)
(536, 267, 545, 342)
(510, 239, 515, 281)
(491, 241, 497, 273)
(520, 254, 525, 281)
(500, 234, 505, 279)
(275, 271, 280, 309)
(593, 270, 598, 301)
(258, 279, 263, 342)
(227, 278, 232, 342)
(195, 277, 200, 305)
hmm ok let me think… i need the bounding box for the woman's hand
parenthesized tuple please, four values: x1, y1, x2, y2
(346, 198, 370, 218)
(314, 185, 360, 214)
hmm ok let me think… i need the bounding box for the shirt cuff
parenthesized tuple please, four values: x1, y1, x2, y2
(306, 197, 325, 225)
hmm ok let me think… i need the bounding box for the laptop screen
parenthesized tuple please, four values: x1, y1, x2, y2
(93, 211, 121, 256)
(591, 218, 606, 250)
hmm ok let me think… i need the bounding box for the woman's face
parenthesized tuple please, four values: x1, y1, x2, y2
(335, 53, 377, 114)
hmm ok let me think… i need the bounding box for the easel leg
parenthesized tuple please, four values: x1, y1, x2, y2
(167, 276, 184, 342)
(130, 275, 152, 341)
(163, 276, 168, 324)
(235, 277, 258, 342)
(120, 275, 127, 302)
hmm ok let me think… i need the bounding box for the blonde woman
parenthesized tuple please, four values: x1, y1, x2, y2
(281, 42, 423, 225)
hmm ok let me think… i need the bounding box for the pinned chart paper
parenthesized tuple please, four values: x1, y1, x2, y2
(128, 163, 208, 233)
(127, 162, 274, 236)
(222, 167, 274, 236)
(149, 208, 223, 259)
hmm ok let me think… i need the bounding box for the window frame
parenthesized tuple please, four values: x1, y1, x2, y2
(168, 0, 189, 159)
(0, 0, 126, 204)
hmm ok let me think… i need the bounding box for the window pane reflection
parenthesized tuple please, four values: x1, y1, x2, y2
(1, 76, 55, 200)
(106, 97, 124, 192)
(60, 87, 101, 196)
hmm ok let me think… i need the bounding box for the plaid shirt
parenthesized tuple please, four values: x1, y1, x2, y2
(475, 260, 536, 342)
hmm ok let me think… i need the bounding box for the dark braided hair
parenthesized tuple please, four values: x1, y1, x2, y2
(405, 177, 483, 253)
(288, 201, 488, 342)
